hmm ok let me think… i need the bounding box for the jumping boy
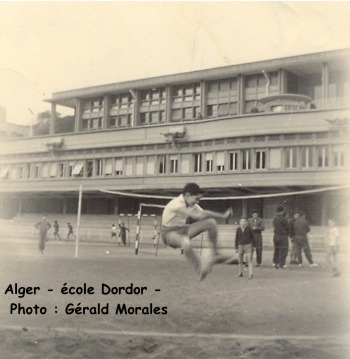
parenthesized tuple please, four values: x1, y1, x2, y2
(161, 182, 233, 281)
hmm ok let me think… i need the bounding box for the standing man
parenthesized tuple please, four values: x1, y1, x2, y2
(294, 211, 318, 267)
(272, 206, 290, 269)
(235, 217, 254, 279)
(248, 209, 265, 266)
(35, 215, 51, 254)
(118, 222, 129, 246)
(288, 212, 300, 265)
(161, 182, 233, 281)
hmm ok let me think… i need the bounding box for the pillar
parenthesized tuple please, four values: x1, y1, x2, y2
(113, 198, 120, 215)
(50, 103, 56, 134)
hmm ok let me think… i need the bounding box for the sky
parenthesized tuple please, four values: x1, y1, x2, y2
(0, 1, 350, 125)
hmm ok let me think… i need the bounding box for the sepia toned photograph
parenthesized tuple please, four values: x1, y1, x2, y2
(0, 2, 349, 358)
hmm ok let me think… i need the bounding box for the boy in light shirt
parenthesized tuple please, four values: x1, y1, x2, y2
(325, 219, 341, 277)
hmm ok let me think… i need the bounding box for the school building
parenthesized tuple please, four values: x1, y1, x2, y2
(0, 48, 349, 225)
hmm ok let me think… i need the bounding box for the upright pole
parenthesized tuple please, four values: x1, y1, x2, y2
(127, 214, 131, 247)
(135, 204, 142, 255)
(75, 184, 83, 258)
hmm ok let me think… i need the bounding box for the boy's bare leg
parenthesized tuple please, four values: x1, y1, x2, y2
(165, 232, 201, 275)
(187, 219, 231, 280)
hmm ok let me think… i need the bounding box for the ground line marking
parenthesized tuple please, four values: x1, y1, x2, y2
(0, 325, 347, 341)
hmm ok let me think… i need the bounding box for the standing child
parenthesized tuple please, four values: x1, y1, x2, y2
(235, 217, 254, 279)
(325, 219, 341, 277)
(111, 224, 117, 242)
(53, 220, 62, 241)
(67, 222, 74, 241)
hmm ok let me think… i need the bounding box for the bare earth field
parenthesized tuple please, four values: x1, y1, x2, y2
(0, 238, 349, 358)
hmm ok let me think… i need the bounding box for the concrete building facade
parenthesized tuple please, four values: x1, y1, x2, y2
(0, 49, 349, 224)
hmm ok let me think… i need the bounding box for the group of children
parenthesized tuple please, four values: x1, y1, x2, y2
(111, 223, 129, 246)
(161, 182, 341, 281)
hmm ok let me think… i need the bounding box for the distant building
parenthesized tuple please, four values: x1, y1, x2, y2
(0, 49, 349, 224)
(0, 107, 30, 139)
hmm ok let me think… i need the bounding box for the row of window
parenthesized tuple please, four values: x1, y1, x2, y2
(0, 145, 346, 181)
(77, 69, 349, 131)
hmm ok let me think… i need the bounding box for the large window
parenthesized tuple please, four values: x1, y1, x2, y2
(140, 87, 166, 125)
(170, 155, 178, 174)
(109, 93, 133, 128)
(285, 147, 298, 169)
(158, 155, 167, 174)
(242, 149, 251, 170)
(216, 152, 225, 172)
(332, 145, 345, 168)
(300, 146, 313, 168)
(115, 158, 123, 176)
(172, 83, 201, 122)
(255, 150, 266, 170)
(194, 153, 202, 173)
(229, 151, 238, 171)
(317, 146, 329, 168)
(82, 97, 104, 131)
(207, 78, 238, 118)
(205, 153, 213, 172)
(244, 72, 278, 113)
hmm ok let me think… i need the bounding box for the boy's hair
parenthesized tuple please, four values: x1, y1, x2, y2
(183, 183, 205, 196)
(240, 216, 248, 220)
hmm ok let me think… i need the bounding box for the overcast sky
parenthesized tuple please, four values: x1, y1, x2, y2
(1, 2, 350, 125)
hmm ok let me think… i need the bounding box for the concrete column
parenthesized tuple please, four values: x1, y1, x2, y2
(241, 198, 248, 217)
(62, 198, 67, 215)
(103, 94, 110, 129)
(322, 62, 329, 104)
(200, 80, 207, 119)
(17, 196, 23, 216)
(237, 75, 244, 115)
(165, 86, 173, 123)
(132, 90, 140, 127)
(321, 193, 328, 226)
(50, 103, 56, 134)
(75, 98, 82, 132)
(113, 198, 120, 215)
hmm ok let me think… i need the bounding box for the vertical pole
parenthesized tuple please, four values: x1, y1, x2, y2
(153, 216, 157, 248)
(135, 204, 142, 255)
(127, 214, 131, 246)
(75, 184, 82, 258)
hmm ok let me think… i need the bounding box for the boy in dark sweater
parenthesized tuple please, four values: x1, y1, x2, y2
(235, 217, 254, 279)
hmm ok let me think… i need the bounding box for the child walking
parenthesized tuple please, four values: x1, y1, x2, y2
(325, 219, 341, 277)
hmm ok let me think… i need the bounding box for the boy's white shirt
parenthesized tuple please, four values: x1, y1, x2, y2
(162, 194, 202, 227)
(329, 226, 340, 246)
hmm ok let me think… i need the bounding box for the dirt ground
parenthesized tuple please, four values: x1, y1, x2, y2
(0, 238, 349, 358)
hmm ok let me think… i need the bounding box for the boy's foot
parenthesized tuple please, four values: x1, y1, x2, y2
(298, 263, 303, 267)
(237, 273, 243, 277)
(248, 275, 253, 279)
(256, 263, 260, 267)
(310, 263, 318, 267)
(199, 254, 214, 281)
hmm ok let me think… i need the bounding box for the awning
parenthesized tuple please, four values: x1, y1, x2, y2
(0, 166, 9, 179)
(72, 161, 84, 176)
